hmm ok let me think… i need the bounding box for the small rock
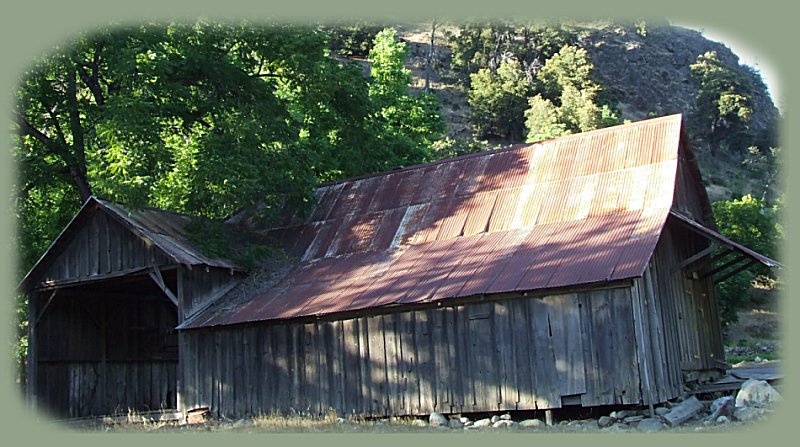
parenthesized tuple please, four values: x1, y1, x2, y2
(411, 419, 427, 427)
(636, 418, 664, 432)
(754, 356, 763, 363)
(473, 418, 492, 428)
(460, 416, 470, 424)
(655, 407, 670, 416)
(736, 379, 782, 408)
(336, 417, 347, 424)
(598, 416, 615, 428)
(716, 415, 730, 424)
(519, 419, 543, 428)
(500, 413, 512, 420)
(490, 415, 501, 423)
(429, 411, 448, 427)
(448, 418, 464, 429)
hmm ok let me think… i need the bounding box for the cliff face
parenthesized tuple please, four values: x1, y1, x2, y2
(580, 24, 778, 140)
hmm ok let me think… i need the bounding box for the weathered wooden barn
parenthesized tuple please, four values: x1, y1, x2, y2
(21, 114, 779, 420)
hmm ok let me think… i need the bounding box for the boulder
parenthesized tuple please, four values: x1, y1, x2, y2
(492, 420, 517, 428)
(473, 418, 492, 428)
(411, 419, 427, 427)
(500, 413, 512, 420)
(734, 406, 767, 422)
(716, 415, 731, 424)
(706, 395, 735, 421)
(448, 418, 464, 429)
(490, 415, 500, 423)
(519, 419, 543, 428)
(636, 418, 665, 432)
(598, 416, 615, 428)
(428, 412, 448, 427)
(735, 379, 782, 408)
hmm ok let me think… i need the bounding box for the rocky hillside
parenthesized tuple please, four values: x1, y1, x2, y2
(397, 21, 781, 203)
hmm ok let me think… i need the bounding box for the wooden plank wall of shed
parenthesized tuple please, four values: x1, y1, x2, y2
(674, 143, 713, 224)
(648, 222, 725, 373)
(179, 267, 242, 321)
(35, 210, 173, 287)
(181, 287, 648, 419)
(35, 292, 178, 418)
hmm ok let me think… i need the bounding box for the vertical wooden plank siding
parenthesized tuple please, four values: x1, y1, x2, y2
(179, 280, 709, 419)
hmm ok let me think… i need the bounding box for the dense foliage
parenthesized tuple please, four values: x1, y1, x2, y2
(12, 21, 445, 382)
(712, 195, 782, 327)
(690, 51, 754, 156)
(450, 20, 620, 143)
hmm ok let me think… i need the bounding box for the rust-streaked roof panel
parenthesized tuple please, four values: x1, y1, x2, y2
(183, 115, 693, 329)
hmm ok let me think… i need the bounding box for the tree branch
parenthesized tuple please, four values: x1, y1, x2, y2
(77, 64, 106, 106)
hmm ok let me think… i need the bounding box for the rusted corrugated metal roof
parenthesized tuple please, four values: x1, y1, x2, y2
(182, 114, 687, 329)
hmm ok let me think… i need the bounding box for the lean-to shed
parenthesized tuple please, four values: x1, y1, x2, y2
(21, 114, 779, 420)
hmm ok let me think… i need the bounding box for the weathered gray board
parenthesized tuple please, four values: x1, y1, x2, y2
(34, 291, 178, 418)
(181, 285, 674, 419)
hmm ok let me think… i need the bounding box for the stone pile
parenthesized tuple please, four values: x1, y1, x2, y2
(413, 379, 780, 432)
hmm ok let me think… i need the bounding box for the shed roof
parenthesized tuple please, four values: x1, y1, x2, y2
(182, 114, 686, 329)
(19, 196, 241, 292)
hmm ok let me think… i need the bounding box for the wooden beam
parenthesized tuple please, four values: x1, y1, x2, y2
(706, 248, 737, 266)
(33, 265, 153, 291)
(671, 243, 717, 273)
(700, 255, 747, 280)
(149, 267, 179, 307)
(714, 259, 758, 284)
(34, 289, 58, 327)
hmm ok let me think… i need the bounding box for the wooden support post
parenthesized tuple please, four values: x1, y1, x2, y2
(631, 280, 656, 411)
(175, 265, 185, 414)
(26, 292, 37, 409)
(545, 410, 553, 426)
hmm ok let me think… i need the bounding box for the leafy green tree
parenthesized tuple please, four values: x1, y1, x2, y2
(366, 28, 446, 168)
(468, 59, 532, 140)
(323, 21, 384, 58)
(524, 45, 619, 142)
(447, 20, 575, 81)
(690, 51, 754, 156)
(712, 194, 782, 327)
(523, 95, 569, 141)
(12, 22, 445, 383)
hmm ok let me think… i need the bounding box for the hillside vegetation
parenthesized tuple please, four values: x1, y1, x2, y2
(392, 20, 781, 203)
